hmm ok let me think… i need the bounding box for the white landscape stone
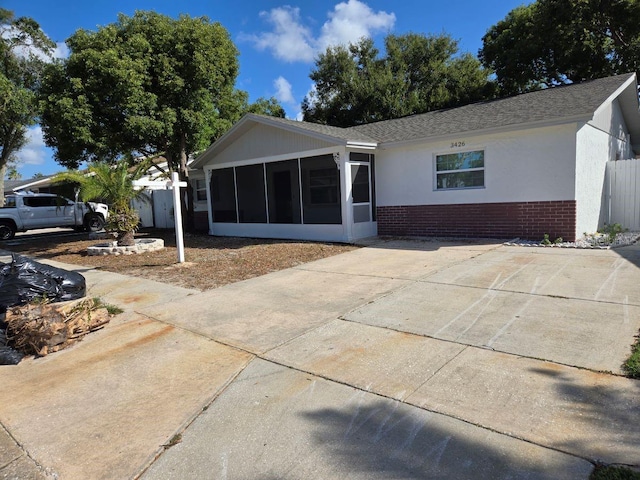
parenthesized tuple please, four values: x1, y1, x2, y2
(87, 238, 165, 256)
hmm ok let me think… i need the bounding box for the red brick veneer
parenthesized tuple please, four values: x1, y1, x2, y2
(194, 211, 209, 231)
(377, 201, 576, 241)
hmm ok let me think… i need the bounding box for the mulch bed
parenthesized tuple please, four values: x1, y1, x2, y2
(4, 229, 358, 291)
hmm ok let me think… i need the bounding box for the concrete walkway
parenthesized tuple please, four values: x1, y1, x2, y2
(1, 240, 639, 479)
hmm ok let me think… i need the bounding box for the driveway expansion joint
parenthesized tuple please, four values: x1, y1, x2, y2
(254, 354, 599, 470)
(0, 421, 52, 479)
(338, 316, 630, 379)
(414, 278, 640, 308)
(136, 357, 256, 480)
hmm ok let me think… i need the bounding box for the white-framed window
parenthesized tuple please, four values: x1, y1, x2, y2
(194, 178, 207, 201)
(435, 150, 485, 190)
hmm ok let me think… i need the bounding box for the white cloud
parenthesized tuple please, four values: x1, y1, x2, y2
(292, 83, 318, 121)
(15, 126, 47, 167)
(241, 6, 315, 62)
(243, 0, 395, 63)
(274, 76, 296, 105)
(52, 41, 69, 60)
(302, 83, 318, 108)
(318, 0, 395, 52)
(2, 26, 68, 61)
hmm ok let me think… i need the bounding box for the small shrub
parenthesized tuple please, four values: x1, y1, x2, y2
(623, 334, 640, 379)
(541, 233, 551, 245)
(590, 464, 640, 479)
(554, 237, 563, 244)
(599, 223, 627, 244)
(92, 297, 124, 316)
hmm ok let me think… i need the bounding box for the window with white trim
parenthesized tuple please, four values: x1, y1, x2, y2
(435, 150, 484, 190)
(195, 178, 207, 201)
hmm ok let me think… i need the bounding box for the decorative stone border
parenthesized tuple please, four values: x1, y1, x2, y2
(87, 238, 165, 256)
(504, 232, 640, 250)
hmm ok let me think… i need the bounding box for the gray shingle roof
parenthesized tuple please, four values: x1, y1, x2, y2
(349, 73, 636, 144)
(249, 114, 378, 144)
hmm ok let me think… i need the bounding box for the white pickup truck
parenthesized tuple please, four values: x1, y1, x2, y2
(0, 193, 109, 240)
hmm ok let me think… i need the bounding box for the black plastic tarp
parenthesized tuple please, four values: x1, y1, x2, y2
(0, 254, 86, 308)
(0, 254, 86, 365)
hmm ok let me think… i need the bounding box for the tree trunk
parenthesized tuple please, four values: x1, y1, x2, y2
(118, 230, 136, 247)
(165, 150, 173, 174)
(179, 133, 195, 232)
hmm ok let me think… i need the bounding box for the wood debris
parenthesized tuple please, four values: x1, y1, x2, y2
(5, 298, 111, 356)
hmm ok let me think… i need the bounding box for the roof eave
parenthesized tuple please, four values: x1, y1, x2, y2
(593, 73, 637, 118)
(346, 141, 378, 150)
(192, 114, 378, 168)
(252, 115, 379, 146)
(377, 114, 591, 149)
(612, 74, 640, 141)
(12, 177, 55, 192)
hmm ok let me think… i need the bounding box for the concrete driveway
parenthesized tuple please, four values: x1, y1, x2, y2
(1, 239, 639, 479)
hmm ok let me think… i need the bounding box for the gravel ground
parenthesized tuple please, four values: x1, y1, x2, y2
(504, 232, 640, 249)
(2, 229, 358, 291)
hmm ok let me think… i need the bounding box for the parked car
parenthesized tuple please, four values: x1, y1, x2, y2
(0, 193, 108, 240)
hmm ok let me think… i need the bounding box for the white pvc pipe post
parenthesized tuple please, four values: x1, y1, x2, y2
(171, 172, 186, 263)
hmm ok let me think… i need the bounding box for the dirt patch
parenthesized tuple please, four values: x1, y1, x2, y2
(3, 229, 358, 291)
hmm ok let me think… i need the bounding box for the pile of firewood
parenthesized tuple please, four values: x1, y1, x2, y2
(5, 298, 111, 356)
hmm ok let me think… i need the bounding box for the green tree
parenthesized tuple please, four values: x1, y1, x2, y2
(244, 96, 286, 117)
(54, 160, 150, 246)
(302, 33, 494, 127)
(5, 164, 21, 180)
(480, 0, 640, 95)
(39, 11, 284, 229)
(0, 8, 54, 204)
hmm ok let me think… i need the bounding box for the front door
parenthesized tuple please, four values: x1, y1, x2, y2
(348, 154, 377, 240)
(350, 163, 371, 223)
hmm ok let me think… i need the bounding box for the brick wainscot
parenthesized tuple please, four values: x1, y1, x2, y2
(377, 200, 577, 241)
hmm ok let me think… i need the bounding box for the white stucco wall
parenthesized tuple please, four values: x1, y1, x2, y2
(375, 124, 577, 207)
(575, 99, 632, 235)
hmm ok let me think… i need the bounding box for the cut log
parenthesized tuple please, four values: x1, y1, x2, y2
(5, 298, 111, 356)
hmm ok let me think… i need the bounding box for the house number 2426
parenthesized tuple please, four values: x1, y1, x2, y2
(450, 141, 465, 148)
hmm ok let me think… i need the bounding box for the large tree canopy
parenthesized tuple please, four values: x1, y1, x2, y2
(480, 0, 640, 95)
(39, 10, 283, 229)
(0, 8, 54, 202)
(39, 11, 284, 174)
(302, 33, 495, 127)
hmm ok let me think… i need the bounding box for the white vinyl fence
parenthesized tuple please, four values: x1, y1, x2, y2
(606, 159, 640, 231)
(131, 189, 175, 228)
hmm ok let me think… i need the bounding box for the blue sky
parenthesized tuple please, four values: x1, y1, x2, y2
(4, 0, 528, 178)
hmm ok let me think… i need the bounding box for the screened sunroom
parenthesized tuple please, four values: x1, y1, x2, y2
(192, 114, 378, 243)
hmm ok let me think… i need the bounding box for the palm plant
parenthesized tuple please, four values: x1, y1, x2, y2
(54, 159, 151, 246)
